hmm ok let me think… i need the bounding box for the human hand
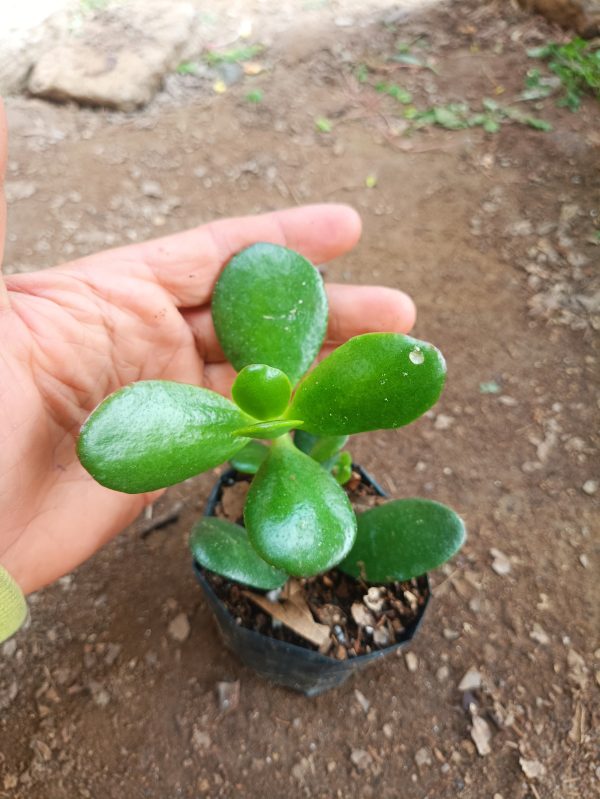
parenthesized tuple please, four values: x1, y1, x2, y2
(0, 101, 416, 594)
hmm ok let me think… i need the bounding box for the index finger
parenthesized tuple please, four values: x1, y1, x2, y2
(71, 204, 362, 308)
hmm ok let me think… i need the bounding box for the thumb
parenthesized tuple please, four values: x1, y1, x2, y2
(0, 98, 8, 309)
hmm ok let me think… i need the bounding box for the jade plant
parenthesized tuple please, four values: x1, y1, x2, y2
(78, 243, 465, 596)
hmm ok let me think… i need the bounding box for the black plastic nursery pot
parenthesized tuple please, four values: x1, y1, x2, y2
(193, 467, 431, 697)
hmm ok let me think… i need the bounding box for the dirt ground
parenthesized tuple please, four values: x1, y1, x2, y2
(1, 1, 599, 797)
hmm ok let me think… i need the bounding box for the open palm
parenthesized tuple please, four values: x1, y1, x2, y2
(0, 110, 415, 594)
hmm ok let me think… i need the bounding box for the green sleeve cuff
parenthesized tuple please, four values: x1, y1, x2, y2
(0, 564, 27, 644)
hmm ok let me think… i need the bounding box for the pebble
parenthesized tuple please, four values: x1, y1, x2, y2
(414, 747, 432, 767)
(168, 613, 190, 642)
(434, 414, 454, 431)
(436, 665, 450, 682)
(458, 667, 482, 692)
(443, 628, 460, 641)
(490, 548, 511, 576)
(2, 639, 17, 657)
(354, 689, 370, 714)
(373, 627, 391, 646)
(519, 757, 546, 779)
(470, 715, 492, 756)
(530, 623, 550, 645)
(582, 480, 598, 495)
(217, 681, 240, 713)
(404, 652, 418, 673)
(192, 727, 211, 751)
(507, 219, 533, 236)
(141, 180, 163, 198)
(350, 748, 372, 771)
(382, 723, 393, 740)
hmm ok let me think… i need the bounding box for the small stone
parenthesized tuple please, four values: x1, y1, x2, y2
(458, 667, 482, 692)
(0, 680, 19, 710)
(291, 757, 313, 783)
(31, 739, 52, 762)
(2, 639, 17, 657)
(443, 628, 460, 641)
(141, 180, 163, 198)
(351, 602, 375, 627)
(192, 727, 211, 751)
(92, 687, 111, 708)
(373, 627, 391, 647)
(434, 414, 454, 431)
(217, 681, 240, 713)
(350, 749, 373, 771)
(104, 643, 121, 666)
(415, 747, 432, 767)
(436, 665, 450, 682)
(490, 548, 511, 575)
(363, 587, 384, 613)
(5, 181, 36, 203)
(519, 758, 546, 780)
(404, 652, 418, 673)
(530, 623, 550, 645)
(382, 723, 393, 739)
(582, 480, 598, 495)
(354, 689, 370, 713)
(507, 219, 533, 236)
(579, 554, 589, 568)
(498, 395, 518, 406)
(168, 613, 190, 642)
(470, 716, 492, 756)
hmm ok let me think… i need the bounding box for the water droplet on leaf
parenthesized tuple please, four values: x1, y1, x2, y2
(409, 348, 425, 365)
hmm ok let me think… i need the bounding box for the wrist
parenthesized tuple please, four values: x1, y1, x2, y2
(0, 563, 28, 643)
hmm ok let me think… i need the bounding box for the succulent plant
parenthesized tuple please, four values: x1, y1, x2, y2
(78, 243, 465, 589)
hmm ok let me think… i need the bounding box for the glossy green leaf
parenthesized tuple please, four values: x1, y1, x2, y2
(294, 430, 349, 462)
(78, 381, 252, 493)
(232, 364, 292, 420)
(212, 243, 328, 384)
(230, 441, 269, 474)
(234, 419, 303, 439)
(288, 333, 446, 435)
(339, 499, 466, 582)
(244, 441, 357, 576)
(190, 517, 288, 590)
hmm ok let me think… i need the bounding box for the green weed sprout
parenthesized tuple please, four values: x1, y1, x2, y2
(78, 244, 465, 589)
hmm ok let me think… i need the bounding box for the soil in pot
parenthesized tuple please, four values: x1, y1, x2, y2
(202, 468, 430, 660)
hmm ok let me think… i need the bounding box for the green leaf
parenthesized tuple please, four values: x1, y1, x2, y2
(234, 420, 303, 439)
(78, 381, 252, 493)
(331, 451, 352, 485)
(288, 333, 446, 435)
(230, 441, 269, 473)
(244, 441, 357, 576)
(204, 44, 263, 65)
(315, 116, 333, 133)
(483, 117, 500, 133)
(245, 89, 264, 103)
(232, 364, 292, 420)
(212, 243, 328, 385)
(294, 431, 349, 462)
(524, 116, 552, 131)
(190, 517, 288, 589)
(176, 61, 198, 75)
(375, 82, 412, 104)
(339, 498, 466, 582)
(433, 106, 467, 129)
